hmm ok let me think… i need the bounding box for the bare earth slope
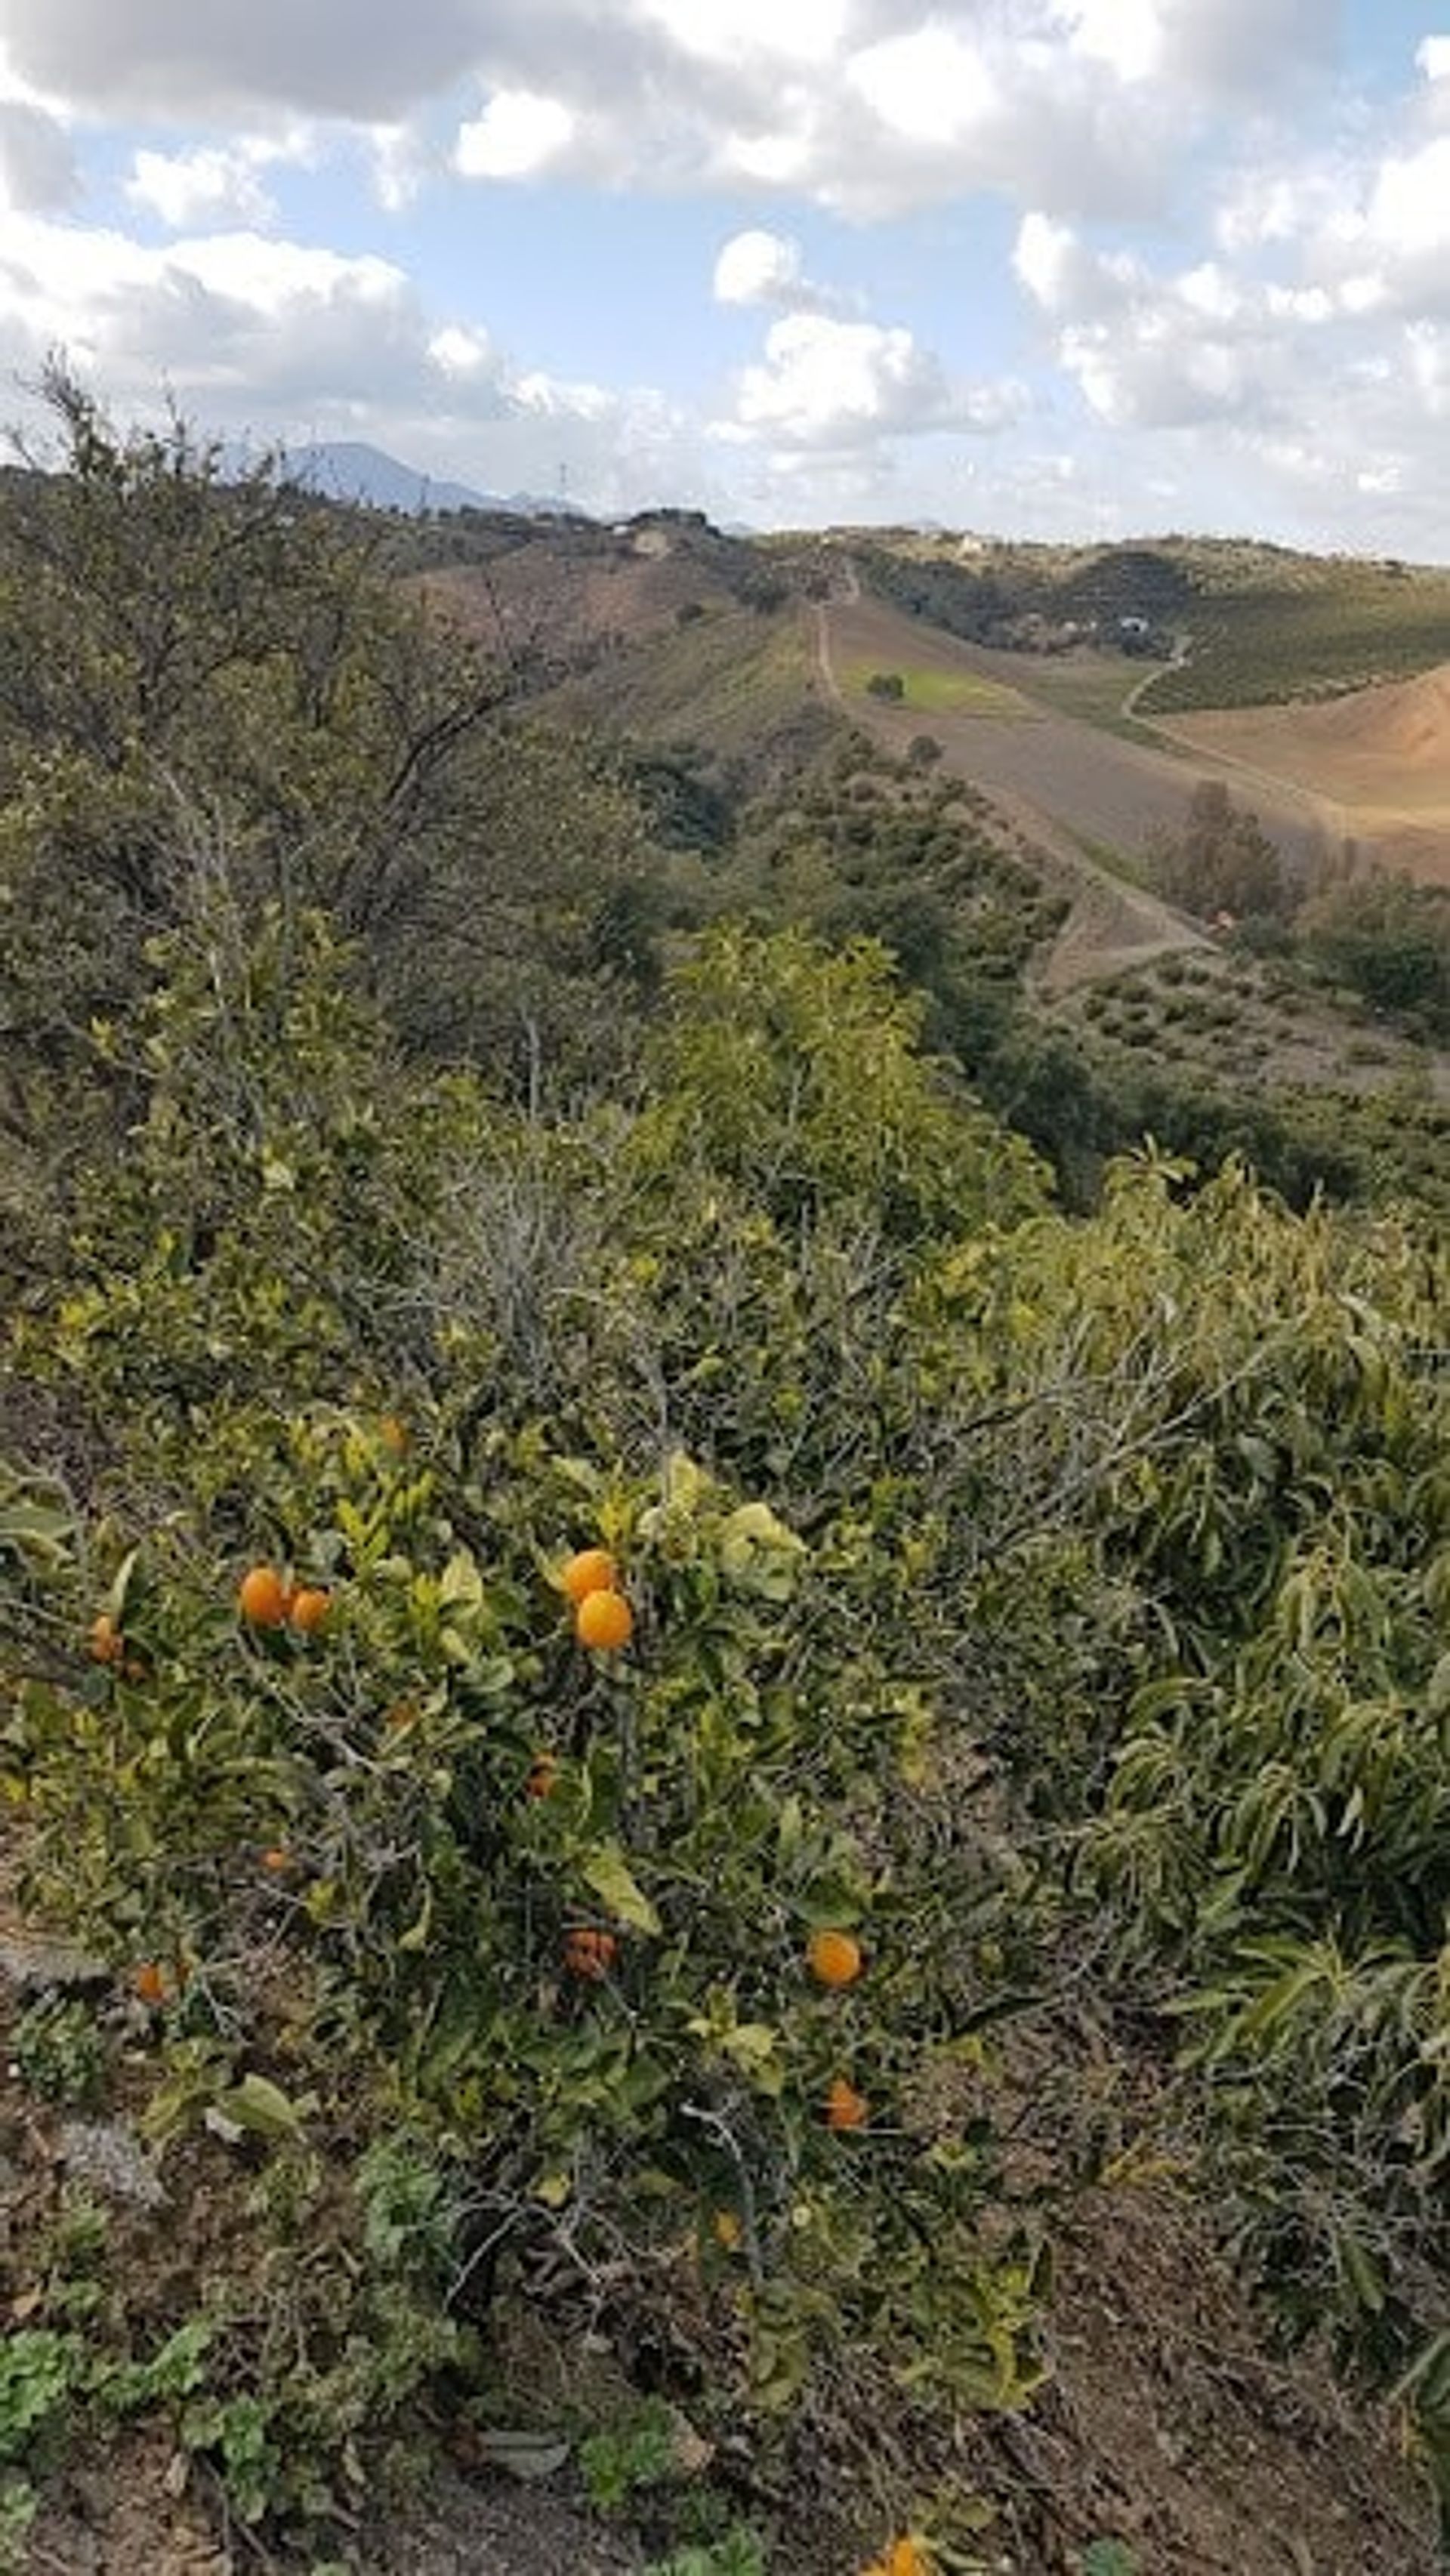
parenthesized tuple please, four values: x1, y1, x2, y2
(1164, 663, 1450, 883)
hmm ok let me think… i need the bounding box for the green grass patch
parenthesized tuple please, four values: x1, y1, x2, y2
(843, 660, 1032, 718)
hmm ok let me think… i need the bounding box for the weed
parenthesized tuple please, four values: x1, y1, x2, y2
(580, 2400, 685, 2513)
(12, 1993, 107, 2109)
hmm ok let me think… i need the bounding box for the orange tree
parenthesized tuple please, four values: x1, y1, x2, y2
(1, 906, 1053, 2542)
(9, 890, 1448, 2547)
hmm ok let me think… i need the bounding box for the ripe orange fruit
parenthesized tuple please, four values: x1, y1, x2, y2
(561, 1547, 619, 1603)
(384, 1700, 419, 1730)
(260, 1846, 292, 1874)
(88, 1612, 124, 1665)
(238, 1565, 291, 1627)
(575, 1588, 633, 1651)
(808, 1929, 863, 1989)
(379, 1414, 409, 1455)
(133, 1961, 167, 2007)
(563, 1927, 619, 1981)
(288, 1585, 332, 1636)
(862, 2542, 933, 2576)
(824, 2076, 869, 2131)
(525, 1753, 560, 1799)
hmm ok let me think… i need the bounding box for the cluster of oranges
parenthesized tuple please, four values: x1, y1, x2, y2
(560, 1547, 634, 1650)
(237, 1564, 332, 1635)
(563, 1925, 619, 1981)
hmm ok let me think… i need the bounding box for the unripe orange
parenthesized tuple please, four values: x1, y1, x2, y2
(288, 1585, 332, 1636)
(807, 1929, 863, 1989)
(575, 1587, 633, 1651)
(238, 1565, 290, 1627)
(379, 1414, 409, 1455)
(561, 1547, 619, 1603)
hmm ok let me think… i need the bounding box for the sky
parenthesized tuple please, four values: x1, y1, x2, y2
(1, 2, 1449, 554)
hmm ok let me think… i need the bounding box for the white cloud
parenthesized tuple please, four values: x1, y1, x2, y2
(720, 310, 1025, 453)
(125, 134, 311, 230)
(1057, 0, 1164, 83)
(428, 323, 492, 376)
(1417, 35, 1450, 82)
(0, 97, 76, 209)
(1407, 322, 1450, 416)
(366, 123, 428, 213)
(638, 0, 848, 66)
(1361, 133, 1450, 263)
(0, 35, 76, 210)
(847, 25, 1000, 153)
(455, 90, 575, 181)
(0, 2, 1337, 225)
(1013, 211, 1134, 318)
(713, 229, 844, 316)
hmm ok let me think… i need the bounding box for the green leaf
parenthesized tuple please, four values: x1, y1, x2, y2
(438, 1550, 486, 1618)
(581, 1844, 662, 1936)
(211, 2074, 310, 2140)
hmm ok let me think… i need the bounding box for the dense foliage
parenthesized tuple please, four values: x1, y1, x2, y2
(2, 392, 1447, 2571)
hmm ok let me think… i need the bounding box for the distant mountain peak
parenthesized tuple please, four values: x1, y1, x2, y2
(279, 441, 495, 517)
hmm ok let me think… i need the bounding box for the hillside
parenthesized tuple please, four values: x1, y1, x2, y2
(833, 528, 1450, 714)
(1163, 665, 1450, 884)
(401, 502, 1450, 1211)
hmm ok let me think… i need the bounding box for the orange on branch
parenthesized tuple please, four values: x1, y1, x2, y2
(824, 2075, 869, 2131)
(807, 1929, 863, 1989)
(563, 1927, 619, 1981)
(575, 1587, 634, 1651)
(561, 1547, 619, 1603)
(238, 1565, 291, 1627)
(88, 1612, 124, 1665)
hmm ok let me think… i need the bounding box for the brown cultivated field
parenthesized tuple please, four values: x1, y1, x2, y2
(822, 595, 1335, 878)
(1164, 664, 1450, 882)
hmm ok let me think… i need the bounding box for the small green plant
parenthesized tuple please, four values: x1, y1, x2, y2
(0, 2476, 38, 2576)
(0, 2331, 78, 2470)
(12, 1993, 106, 2109)
(579, 2400, 685, 2514)
(644, 2533, 768, 2576)
(1079, 2544, 1140, 2576)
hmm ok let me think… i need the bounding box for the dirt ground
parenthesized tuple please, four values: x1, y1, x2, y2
(26, 2449, 647, 2576)
(1165, 665, 1450, 883)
